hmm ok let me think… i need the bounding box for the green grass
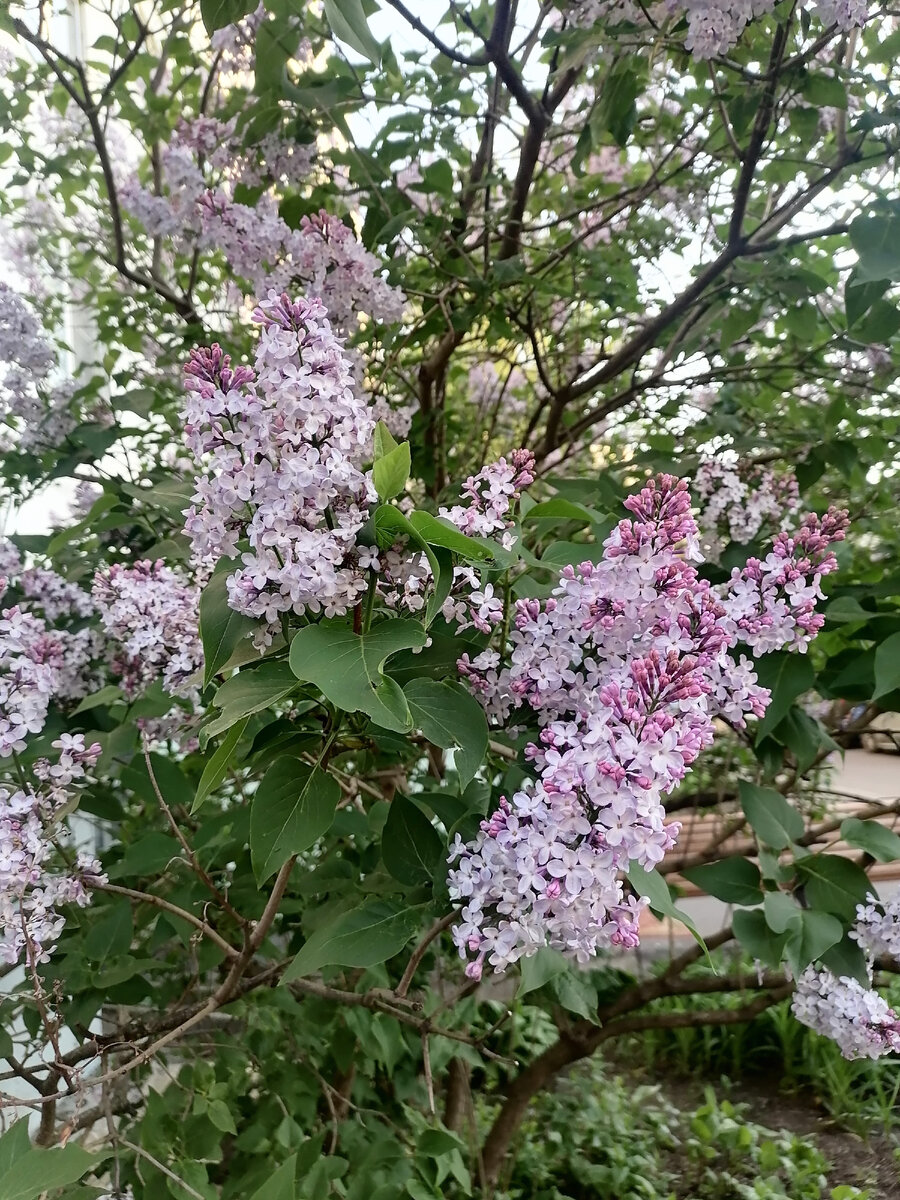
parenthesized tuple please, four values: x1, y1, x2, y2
(618, 967, 900, 1135)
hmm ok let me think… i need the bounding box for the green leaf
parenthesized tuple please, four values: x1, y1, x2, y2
(732, 909, 787, 968)
(407, 511, 492, 560)
(201, 660, 298, 744)
(801, 72, 846, 108)
(522, 498, 598, 525)
(288, 619, 427, 732)
(840, 817, 900, 863)
(249, 1154, 297, 1200)
(785, 910, 843, 976)
(250, 759, 341, 883)
(199, 566, 257, 687)
(322, 0, 382, 64)
(874, 631, 900, 699)
(0, 1121, 30, 1183)
(739, 781, 804, 849)
(849, 206, 900, 283)
(193, 717, 249, 813)
(374, 420, 399, 458)
(625, 863, 709, 962)
(682, 857, 764, 906)
(283, 900, 422, 981)
(844, 273, 889, 327)
(404, 679, 488, 788)
(372, 506, 451, 627)
(821, 933, 870, 986)
(71, 684, 125, 715)
(764, 890, 800, 934)
(373, 441, 411, 501)
(107, 833, 182, 879)
(0, 1125, 106, 1200)
(796, 854, 872, 920)
(83, 901, 133, 962)
(595, 57, 642, 147)
(517, 947, 567, 997)
(754, 652, 815, 742)
(199, 0, 257, 33)
(382, 795, 443, 886)
(771, 706, 829, 774)
(417, 1128, 466, 1158)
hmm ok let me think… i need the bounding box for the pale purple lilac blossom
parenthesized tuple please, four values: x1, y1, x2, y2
(791, 968, 900, 1061)
(449, 475, 845, 978)
(792, 887, 900, 1061)
(0, 734, 104, 966)
(693, 458, 801, 555)
(567, 0, 867, 59)
(439, 450, 536, 633)
(182, 293, 375, 642)
(92, 560, 203, 700)
(0, 284, 77, 451)
(0, 549, 99, 754)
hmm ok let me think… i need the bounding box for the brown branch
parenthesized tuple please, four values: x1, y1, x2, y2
(141, 741, 246, 926)
(481, 978, 791, 1183)
(88, 880, 240, 962)
(727, 19, 790, 247)
(383, 0, 488, 66)
(396, 913, 455, 998)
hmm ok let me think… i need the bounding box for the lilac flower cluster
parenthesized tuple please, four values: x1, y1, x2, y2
(693, 458, 801, 555)
(792, 892, 900, 1059)
(449, 475, 845, 978)
(0, 544, 101, 754)
(183, 293, 375, 639)
(440, 450, 535, 546)
(567, 0, 867, 59)
(792, 969, 900, 1060)
(720, 508, 848, 654)
(0, 734, 104, 965)
(92, 560, 202, 699)
(437, 450, 535, 634)
(0, 284, 77, 451)
(121, 111, 406, 335)
(853, 893, 900, 960)
(0, 606, 64, 757)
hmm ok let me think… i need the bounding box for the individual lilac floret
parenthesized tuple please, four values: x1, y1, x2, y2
(182, 293, 376, 641)
(92, 560, 202, 699)
(791, 966, 900, 1060)
(0, 735, 104, 966)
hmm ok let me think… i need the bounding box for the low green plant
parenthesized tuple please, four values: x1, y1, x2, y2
(621, 961, 900, 1135)
(483, 1062, 869, 1200)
